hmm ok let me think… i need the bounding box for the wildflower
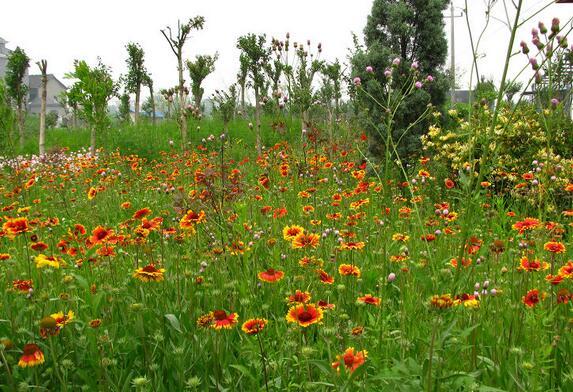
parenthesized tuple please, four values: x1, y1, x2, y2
(430, 294, 457, 309)
(196, 312, 214, 329)
(242, 318, 268, 335)
(31, 241, 48, 252)
(287, 290, 311, 304)
(18, 344, 45, 368)
(292, 233, 320, 249)
(89, 226, 113, 245)
(518, 256, 549, 272)
(316, 269, 334, 284)
(258, 268, 284, 283)
(2, 217, 30, 237)
(133, 264, 165, 282)
(512, 218, 540, 233)
(211, 310, 238, 330)
(331, 347, 367, 373)
(35, 254, 64, 269)
(87, 187, 97, 200)
(544, 241, 566, 254)
(522, 289, 543, 307)
(13, 279, 33, 293)
(286, 304, 323, 327)
(558, 262, 573, 278)
(357, 294, 381, 306)
(338, 264, 361, 277)
(339, 241, 365, 250)
(283, 225, 304, 241)
(133, 208, 152, 220)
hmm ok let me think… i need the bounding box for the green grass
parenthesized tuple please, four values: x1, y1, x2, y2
(0, 116, 571, 391)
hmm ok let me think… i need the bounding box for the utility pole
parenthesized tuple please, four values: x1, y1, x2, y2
(448, 1, 464, 105)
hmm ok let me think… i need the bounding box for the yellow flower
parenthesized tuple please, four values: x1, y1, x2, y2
(35, 254, 64, 269)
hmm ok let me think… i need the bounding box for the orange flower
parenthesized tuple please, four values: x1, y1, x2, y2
(338, 264, 361, 277)
(444, 178, 455, 189)
(87, 187, 97, 200)
(285, 304, 323, 327)
(13, 279, 33, 293)
(287, 290, 311, 304)
(282, 225, 304, 241)
(292, 233, 320, 249)
(512, 217, 540, 233)
(558, 261, 573, 278)
(28, 240, 48, 251)
(258, 268, 284, 283)
(0, 253, 10, 260)
(544, 241, 566, 254)
(18, 343, 44, 368)
(339, 241, 365, 251)
(522, 289, 543, 307)
(316, 269, 334, 284)
(133, 208, 152, 220)
(331, 347, 367, 373)
(211, 310, 238, 330)
(241, 318, 268, 335)
(89, 226, 113, 245)
(133, 264, 165, 282)
(430, 294, 457, 309)
(357, 294, 381, 306)
(2, 217, 30, 237)
(518, 256, 549, 272)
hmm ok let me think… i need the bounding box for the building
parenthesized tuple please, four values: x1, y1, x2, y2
(2, 36, 67, 120)
(27, 74, 67, 118)
(0, 36, 12, 79)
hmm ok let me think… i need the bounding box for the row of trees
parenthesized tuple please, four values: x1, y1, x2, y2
(2, 1, 454, 160)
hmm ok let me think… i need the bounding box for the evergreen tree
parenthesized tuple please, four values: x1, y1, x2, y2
(352, 0, 449, 160)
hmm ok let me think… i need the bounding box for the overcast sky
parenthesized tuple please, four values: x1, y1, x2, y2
(1, 0, 572, 100)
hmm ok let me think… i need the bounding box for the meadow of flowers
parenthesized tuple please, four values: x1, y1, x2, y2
(0, 126, 571, 391)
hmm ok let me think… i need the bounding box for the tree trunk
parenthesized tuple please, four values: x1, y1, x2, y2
(240, 83, 246, 117)
(134, 86, 141, 124)
(17, 102, 24, 150)
(178, 48, 188, 148)
(255, 86, 261, 155)
(38, 60, 48, 156)
(150, 86, 156, 126)
(90, 126, 96, 156)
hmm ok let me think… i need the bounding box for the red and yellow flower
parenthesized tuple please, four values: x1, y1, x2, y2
(286, 304, 323, 327)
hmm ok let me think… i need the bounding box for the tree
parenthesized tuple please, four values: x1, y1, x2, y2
(66, 60, 117, 155)
(118, 92, 131, 124)
(161, 16, 206, 148)
(0, 80, 15, 154)
(279, 37, 324, 136)
(36, 60, 48, 156)
(125, 43, 148, 124)
(143, 74, 156, 125)
(187, 54, 218, 111)
(321, 60, 344, 141)
(237, 53, 249, 116)
(212, 84, 237, 136)
(353, 0, 449, 160)
(5, 47, 30, 149)
(237, 34, 269, 154)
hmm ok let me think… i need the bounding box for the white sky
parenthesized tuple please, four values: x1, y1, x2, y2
(1, 0, 572, 100)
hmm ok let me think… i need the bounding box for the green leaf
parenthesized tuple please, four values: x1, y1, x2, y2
(164, 314, 182, 333)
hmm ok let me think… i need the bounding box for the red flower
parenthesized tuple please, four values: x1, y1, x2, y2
(522, 289, 542, 307)
(258, 268, 284, 283)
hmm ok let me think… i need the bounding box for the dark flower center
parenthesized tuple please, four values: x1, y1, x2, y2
(298, 311, 313, 322)
(213, 310, 227, 320)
